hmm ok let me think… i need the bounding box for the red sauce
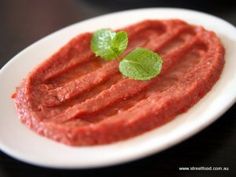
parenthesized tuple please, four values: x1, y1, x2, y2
(12, 20, 225, 146)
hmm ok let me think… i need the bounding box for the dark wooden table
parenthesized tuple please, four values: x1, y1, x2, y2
(1, 0, 236, 176)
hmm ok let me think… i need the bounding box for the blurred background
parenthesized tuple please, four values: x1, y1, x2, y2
(0, 0, 236, 177)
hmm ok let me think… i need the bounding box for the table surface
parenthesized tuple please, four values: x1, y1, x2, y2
(0, 0, 236, 176)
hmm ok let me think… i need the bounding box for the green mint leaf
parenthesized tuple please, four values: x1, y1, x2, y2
(111, 31, 128, 55)
(91, 29, 128, 60)
(119, 48, 163, 80)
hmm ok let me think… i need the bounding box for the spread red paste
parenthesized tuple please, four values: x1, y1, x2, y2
(12, 20, 224, 146)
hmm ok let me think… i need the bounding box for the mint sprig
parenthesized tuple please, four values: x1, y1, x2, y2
(119, 48, 162, 80)
(91, 29, 163, 80)
(91, 29, 128, 60)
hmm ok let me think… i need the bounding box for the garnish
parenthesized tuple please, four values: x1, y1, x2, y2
(91, 29, 163, 80)
(119, 48, 162, 80)
(91, 29, 128, 60)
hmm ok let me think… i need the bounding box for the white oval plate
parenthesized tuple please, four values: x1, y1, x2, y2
(0, 8, 236, 169)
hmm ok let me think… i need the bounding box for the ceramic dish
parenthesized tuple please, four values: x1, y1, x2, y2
(0, 8, 236, 169)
